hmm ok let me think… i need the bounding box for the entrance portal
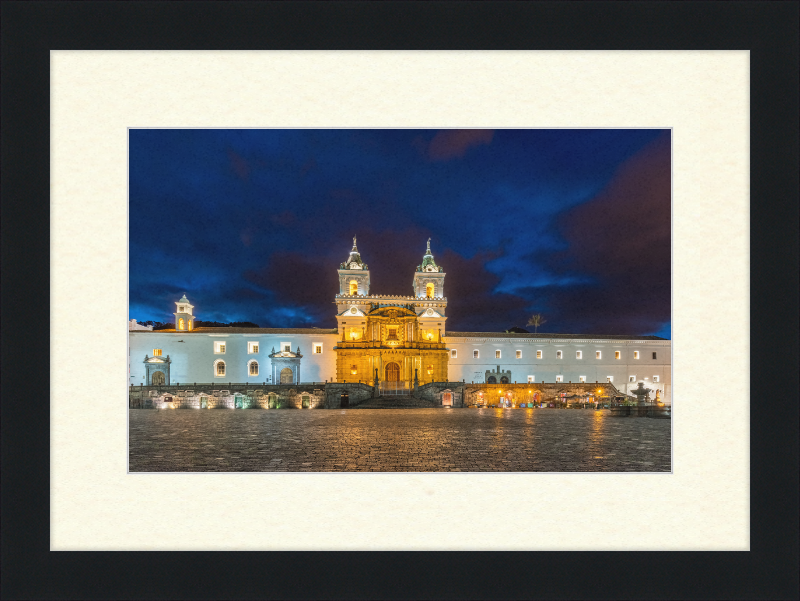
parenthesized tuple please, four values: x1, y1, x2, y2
(385, 362, 400, 382)
(151, 371, 165, 386)
(280, 367, 294, 384)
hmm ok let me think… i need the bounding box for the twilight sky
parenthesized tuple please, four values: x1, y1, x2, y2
(129, 129, 671, 337)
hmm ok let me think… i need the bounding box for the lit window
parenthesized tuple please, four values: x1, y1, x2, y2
(556, 375, 563, 383)
(249, 361, 258, 376)
(653, 375, 660, 382)
(214, 341, 226, 354)
(426, 364, 433, 375)
(351, 365, 358, 375)
(153, 349, 162, 356)
(351, 327, 362, 340)
(178, 318, 185, 330)
(515, 350, 522, 359)
(629, 375, 636, 382)
(314, 344, 323, 354)
(536, 350, 542, 359)
(634, 351, 640, 359)
(576, 351, 582, 359)
(473, 350, 479, 359)
(615, 351, 620, 360)
(527, 375, 534, 383)
(215, 361, 226, 376)
(652, 352, 657, 360)
(596, 351, 602, 359)
(607, 376, 613, 383)
(495, 350, 501, 359)
(349, 280, 358, 295)
(556, 350, 562, 359)
(386, 327, 398, 341)
(579, 376, 586, 382)
(426, 283, 434, 298)
(248, 342, 259, 354)
(451, 349, 457, 358)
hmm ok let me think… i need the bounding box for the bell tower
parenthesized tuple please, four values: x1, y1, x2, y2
(413, 238, 445, 299)
(173, 294, 195, 331)
(337, 236, 370, 296)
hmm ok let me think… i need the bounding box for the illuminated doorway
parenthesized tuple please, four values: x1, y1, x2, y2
(151, 371, 165, 386)
(385, 362, 400, 382)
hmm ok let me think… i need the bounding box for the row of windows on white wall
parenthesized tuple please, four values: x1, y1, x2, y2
(210, 361, 261, 377)
(524, 375, 661, 383)
(461, 349, 658, 360)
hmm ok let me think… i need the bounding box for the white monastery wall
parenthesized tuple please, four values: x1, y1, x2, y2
(444, 336, 671, 402)
(129, 331, 339, 385)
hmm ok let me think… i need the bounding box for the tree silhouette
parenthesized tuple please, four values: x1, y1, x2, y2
(526, 313, 547, 333)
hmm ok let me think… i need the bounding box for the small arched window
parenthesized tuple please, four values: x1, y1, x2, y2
(349, 280, 358, 295)
(249, 361, 258, 376)
(215, 361, 226, 376)
(426, 283, 434, 298)
(178, 318, 185, 330)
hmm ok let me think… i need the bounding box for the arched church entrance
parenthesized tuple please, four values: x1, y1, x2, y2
(151, 371, 165, 386)
(385, 362, 400, 382)
(487, 376, 497, 384)
(280, 367, 294, 384)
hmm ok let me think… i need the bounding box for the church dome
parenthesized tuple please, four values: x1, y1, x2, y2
(340, 236, 368, 270)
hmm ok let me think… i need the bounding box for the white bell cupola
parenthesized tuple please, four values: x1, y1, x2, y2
(173, 294, 195, 331)
(337, 236, 370, 296)
(413, 238, 445, 299)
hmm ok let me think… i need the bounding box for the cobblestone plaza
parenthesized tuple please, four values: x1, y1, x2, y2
(129, 408, 671, 472)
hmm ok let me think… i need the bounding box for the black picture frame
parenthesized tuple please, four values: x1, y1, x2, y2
(2, 2, 797, 599)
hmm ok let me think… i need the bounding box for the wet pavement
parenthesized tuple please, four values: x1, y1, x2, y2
(129, 408, 671, 472)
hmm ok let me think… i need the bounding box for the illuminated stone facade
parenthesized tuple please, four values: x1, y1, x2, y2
(334, 239, 449, 386)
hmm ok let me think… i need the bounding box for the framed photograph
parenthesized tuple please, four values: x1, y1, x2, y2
(3, 2, 797, 599)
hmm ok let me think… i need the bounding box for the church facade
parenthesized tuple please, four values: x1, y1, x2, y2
(129, 239, 672, 402)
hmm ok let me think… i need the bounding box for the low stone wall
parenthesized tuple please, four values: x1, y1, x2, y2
(323, 382, 376, 408)
(129, 381, 623, 409)
(414, 382, 465, 407)
(131, 384, 328, 409)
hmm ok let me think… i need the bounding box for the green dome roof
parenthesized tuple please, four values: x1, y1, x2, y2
(417, 238, 443, 272)
(339, 236, 368, 270)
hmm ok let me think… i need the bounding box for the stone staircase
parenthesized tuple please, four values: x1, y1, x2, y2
(352, 396, 439, 409)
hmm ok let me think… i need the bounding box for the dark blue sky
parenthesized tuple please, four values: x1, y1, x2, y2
(130, 129, 671, 337)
